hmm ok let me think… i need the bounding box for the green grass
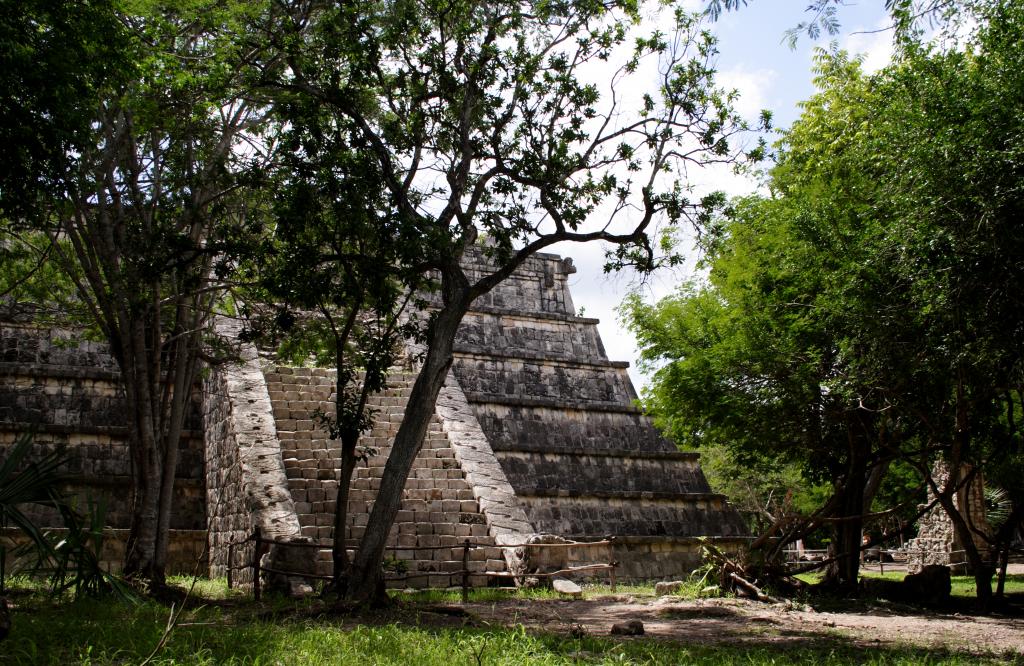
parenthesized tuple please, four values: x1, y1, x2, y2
(1, 577, 1019, 665)
(856, 572, 1024, 598)
(794, 571, 1024, 598)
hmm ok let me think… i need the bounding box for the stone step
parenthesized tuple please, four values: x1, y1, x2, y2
(453, 348, 627, 370)
(491, 445, 696, 461)
(452, 360, 636, 406)
(515, 488, 726, 502)
(462, 393, 642, 414)
(463, 304, 598, 325)
(496, 452, 711, 496)
(519, 494, 748, 539)
(473, 404, 674, 454)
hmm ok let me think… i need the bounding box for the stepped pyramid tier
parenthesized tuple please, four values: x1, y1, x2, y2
(201, 248, 748, 586)
(447, 250, 749, 578)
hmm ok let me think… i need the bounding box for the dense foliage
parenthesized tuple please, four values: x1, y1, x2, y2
(624, 1, 1024, 597)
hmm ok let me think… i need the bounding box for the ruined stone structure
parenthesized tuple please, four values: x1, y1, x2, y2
(905, 461, 990, 573)
(2, 251, 749, 586)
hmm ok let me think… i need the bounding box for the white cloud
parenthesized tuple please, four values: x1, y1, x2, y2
(841, 19, 895, 74)
(717, 65, 778, 123)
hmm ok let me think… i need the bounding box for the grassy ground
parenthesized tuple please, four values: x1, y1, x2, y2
(857, 571, 1024, 598)
(0, 576, 1018, 665)
(793, 571, 1024, 599)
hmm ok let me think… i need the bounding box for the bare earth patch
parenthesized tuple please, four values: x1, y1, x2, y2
(465, 594, 1024, 657)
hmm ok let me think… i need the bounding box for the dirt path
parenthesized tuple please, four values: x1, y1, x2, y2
(466, 594, 1024, 656)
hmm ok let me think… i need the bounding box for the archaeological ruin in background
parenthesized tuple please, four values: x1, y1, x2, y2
(3, 251, 753, 587)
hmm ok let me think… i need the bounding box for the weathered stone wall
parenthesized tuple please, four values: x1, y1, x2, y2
(454, 354, 635, 405)
(906, 461, 991, 573)
(0, 527, 206, 575)
(459, 252, 577, 315)
(455, 311, 606, 362)
(520, 493, 746, 538)
(0, 323, 205, 573)
(495, 451, 714, 495)
(263, 366, 510, 587)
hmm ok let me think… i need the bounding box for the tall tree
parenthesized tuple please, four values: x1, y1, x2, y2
(260, 0, 764, 603)
(7, 1, 273, 587)
(0, 0, 131, 220)
(622, 179, 901, 591)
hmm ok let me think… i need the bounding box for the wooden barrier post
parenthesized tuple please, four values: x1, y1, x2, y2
(607, 536, 617, 592)
(461, 539, 470, 604)
(252, 527, 262, 601)
(227, 542, 234, 589)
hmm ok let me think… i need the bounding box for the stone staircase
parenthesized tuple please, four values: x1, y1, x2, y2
(263, 367, 507, 587)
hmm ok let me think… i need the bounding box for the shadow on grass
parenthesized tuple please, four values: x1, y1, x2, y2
(2, 582, 1022, 665)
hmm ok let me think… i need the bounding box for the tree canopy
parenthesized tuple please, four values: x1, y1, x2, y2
(624, 0, 1024, 598)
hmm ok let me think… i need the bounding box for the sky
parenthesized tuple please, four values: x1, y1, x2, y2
(549, 1, 897, 393)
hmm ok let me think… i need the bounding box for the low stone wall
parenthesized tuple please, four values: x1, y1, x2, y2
(605, 536, 751, 582)
(518, 535, 752, 583)
(0, 528, 207, 576)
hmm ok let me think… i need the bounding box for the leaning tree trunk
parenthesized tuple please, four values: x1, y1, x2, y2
(331, 437, 358, 590)
(933, 473, 993, 607)
(943, 375, 994, 607)
(346, 284, 471, 604)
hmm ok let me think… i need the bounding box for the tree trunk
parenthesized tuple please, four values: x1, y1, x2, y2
(331, 437, 358, 591)
(995, 547, 1008, 599)
(153, 326, 199, 584)
(122, 342, 164, 582)
(823, 431, 869, 593)
(945, 373, 993, 607)
(346, 280, 470, 604)
(934, 481, 993, 607)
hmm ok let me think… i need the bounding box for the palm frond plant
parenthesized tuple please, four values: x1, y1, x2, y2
(0, 432, 134, 601)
